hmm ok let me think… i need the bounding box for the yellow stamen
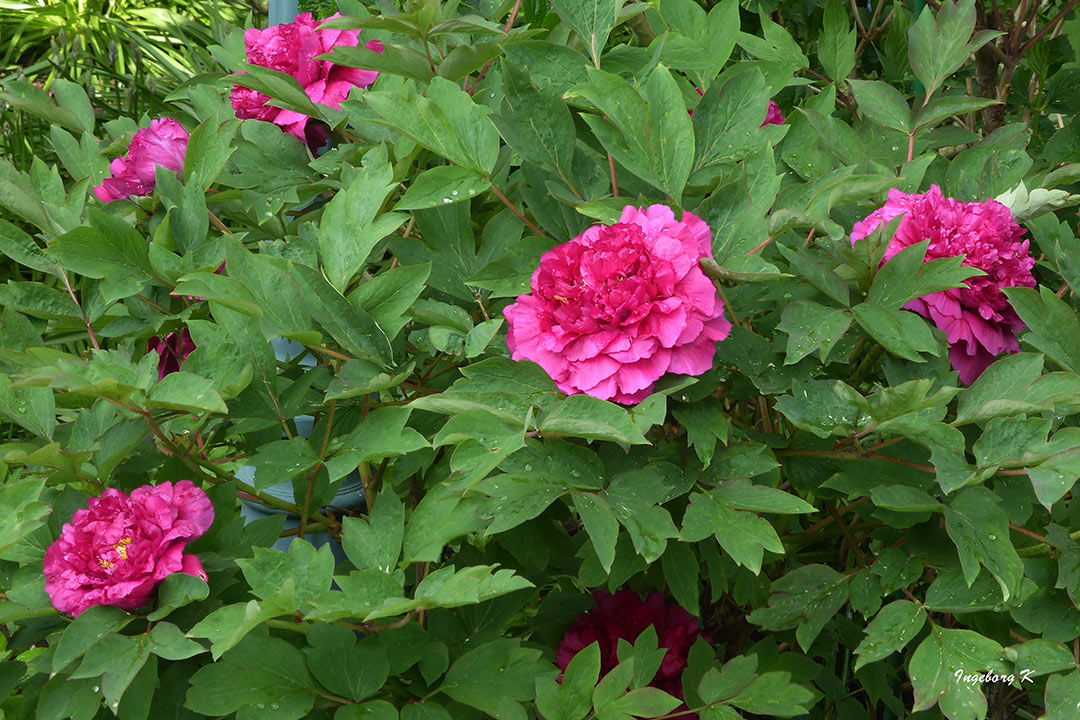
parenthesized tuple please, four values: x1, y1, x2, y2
(98, 558, 115, 569)
(114, 536, 133, 561)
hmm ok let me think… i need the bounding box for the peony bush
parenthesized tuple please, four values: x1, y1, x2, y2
(0, 0, 1079, 719)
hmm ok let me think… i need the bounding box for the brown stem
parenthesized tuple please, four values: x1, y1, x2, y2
(1018, 0, 1080, 57)
(827, 501, 869, 565)
(608, 153, 619, 197)
(207, 210, 233, 236)
(58, 267, 100, 350)
(1010, 522, 1046, 543)
(490, 183, 547, 237)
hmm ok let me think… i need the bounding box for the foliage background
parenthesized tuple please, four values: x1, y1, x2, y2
(1, 0, 1080, 719)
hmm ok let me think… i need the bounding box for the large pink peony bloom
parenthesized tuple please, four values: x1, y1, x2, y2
(148, 329, 196, 381)
(851, 185, 1036, 384)
(231, 13, 383, 145)
(558, 590, 708, 709)
(43, 481, 214, 617)
(504, 205, 731, 404)
(92, 119, 189, 203)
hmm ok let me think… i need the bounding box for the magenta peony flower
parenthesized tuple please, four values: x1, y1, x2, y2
(504, 205, 731, 404)
(851, 185, 1036, 384)
(558, 590, 708, 707)
(92, 119, 189, 203)
(148, 329, 196, 381)
(43, 481, 214, 617)
(762, 99, 785, 126)
(231, 13, 383, 145)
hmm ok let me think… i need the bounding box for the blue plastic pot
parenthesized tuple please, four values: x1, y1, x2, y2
(269, 0, 300, 26)
(237, 338, 364, 563)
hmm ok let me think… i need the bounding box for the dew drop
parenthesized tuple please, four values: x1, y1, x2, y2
(524, 464, 533, 471)
(270, 703, 280, 710)
(442, 198, 452, 204)
(92, 686, 100, 693)
(451, 190, 459, 196)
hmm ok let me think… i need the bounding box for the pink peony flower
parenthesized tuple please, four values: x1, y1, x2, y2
(851, 185, 1036, 384)
(762, 99, 785, 126)
(43, 481, 214, 617)
(504, 205, 731, 404)
(231, 13, 383, 145)
(92, 119, 189, 203)
(148, 329, 196, 381)
(558, 590, 708, 709)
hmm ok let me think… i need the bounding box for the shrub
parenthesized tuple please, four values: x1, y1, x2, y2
(1, 0, 1080, 719)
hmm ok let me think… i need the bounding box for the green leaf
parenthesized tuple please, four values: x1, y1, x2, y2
(573, 491, 620, 573)
(972, 416, 1051, 468)
(819, 0, 856, 82)
(777, 300, 852, 364)
(288, 261, 393, 364)
(906, 0, 998, 98)
(854, 600, 927, 670)
(236, 540, 335, 605)
(304, 624, 389, 702)
(341, 486, 404, 574)
(775, 243, 850, 306)
(692, 67, 771, 171)
(0, 157, 50, 230)
(69, 632, 150, 710)
(492, 63, 577, 183)
(320, 149, 401, 291)
(438, 640, 544, 720)
(396, 166, 489, 210)
(1043, 670, 1080, 720)
(248, 437, 320, 494)
(548, 0, 619, 67)
(536, 642, 598, 720)
(0, 477, 50, 558)
(943, 487, 1023, 601)
(232, 65, 324, 119)
(571, 65, 693, 201)
(672, 397, 730, 467)
(183, 117, 239, 190)
(147, 622, 207, 661)
(867, 240, 983, 310)
(185, 633, 317, 719)
(909, 625, 1006, 718)
(352, 263, 431, 342)
(914, 95, 1001, 132)
(773, 379, 865, 438)
(365, 78, 499, 175)
(53, 606, 134, 672)
(402, 484, 486, 563)
(186, 584, 300, 660)
(727, 670, 818, 718)
(848, 79, 911, 133)
(852, 302, 939, 362)
(147, 572, 210, 621)
(660, 542, 700, 616)
(51, 80, 95, 134)
(713, 479, 816, 514)
(681, 492, 783, 574)
(747, 564, 851, 651)
(539, 394, 648, 447)
(144, 371, 228, 414)
(954, 352, 1046, 424)
(0, 377, 54, 440)
(1004, 285, 1080, 374)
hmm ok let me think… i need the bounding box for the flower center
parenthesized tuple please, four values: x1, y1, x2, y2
(114, 536, 133, 561)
